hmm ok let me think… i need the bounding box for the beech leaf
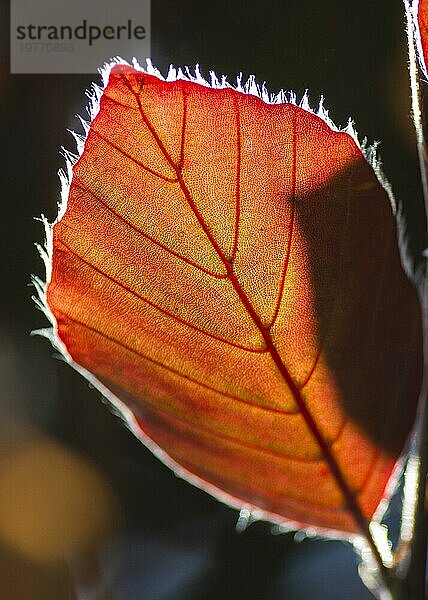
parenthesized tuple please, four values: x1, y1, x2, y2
(38, 62, 422, 542)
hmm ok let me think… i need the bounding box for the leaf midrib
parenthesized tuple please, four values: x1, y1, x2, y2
(118, 72, 383, 562)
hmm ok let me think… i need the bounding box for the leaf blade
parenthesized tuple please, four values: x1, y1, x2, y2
(45, 63, 422, 538)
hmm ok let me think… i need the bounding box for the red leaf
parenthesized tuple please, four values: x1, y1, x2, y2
(43, 63, 422, 538)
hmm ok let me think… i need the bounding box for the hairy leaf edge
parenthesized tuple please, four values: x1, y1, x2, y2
(31, 57, 409, 560)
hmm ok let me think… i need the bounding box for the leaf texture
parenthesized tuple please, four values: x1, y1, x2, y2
(45, 63, 422, 537)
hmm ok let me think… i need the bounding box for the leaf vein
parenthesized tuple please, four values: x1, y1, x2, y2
(230, 96, 241, 263)
(91, 128, 178, 183)
(56, 309, 299, 416)
(267, 110, 297, 331)
(71, 177, 229, 280)
(57, 237, 267, 353)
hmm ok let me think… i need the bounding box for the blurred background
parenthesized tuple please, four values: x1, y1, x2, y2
(0, 0, 425, 598)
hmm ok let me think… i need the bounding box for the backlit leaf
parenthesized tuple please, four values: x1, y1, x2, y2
(41, 62, 422, 538)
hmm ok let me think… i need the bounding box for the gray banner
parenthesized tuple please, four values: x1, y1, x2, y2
(11, 0, 150, 74)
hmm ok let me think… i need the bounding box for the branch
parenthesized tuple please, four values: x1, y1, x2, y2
(390, 2, 428, 597)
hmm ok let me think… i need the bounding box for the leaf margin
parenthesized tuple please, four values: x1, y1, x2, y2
(31, 58, 410, 562)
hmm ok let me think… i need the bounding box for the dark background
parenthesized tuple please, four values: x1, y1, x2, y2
(0, 1, 425, 598)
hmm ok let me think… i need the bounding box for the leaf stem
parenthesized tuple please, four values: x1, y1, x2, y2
(391, 2, 428, 598)
(390, 296, 427, 600)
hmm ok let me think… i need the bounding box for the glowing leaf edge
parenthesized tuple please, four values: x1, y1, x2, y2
(32, 58, 408, 556)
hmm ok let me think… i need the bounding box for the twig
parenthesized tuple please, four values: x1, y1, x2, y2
(391, 2, 428, 598)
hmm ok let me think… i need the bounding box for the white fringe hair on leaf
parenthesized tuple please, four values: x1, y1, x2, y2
(32, 57, 403, 561)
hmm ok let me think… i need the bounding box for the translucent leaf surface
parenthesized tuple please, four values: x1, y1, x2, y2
(44, 64, 422, 537)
